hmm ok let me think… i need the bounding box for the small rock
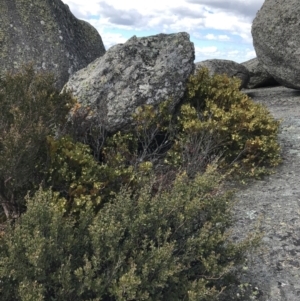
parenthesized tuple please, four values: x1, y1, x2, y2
(195, 59, 250, 89)
(242, 57, 279, 89)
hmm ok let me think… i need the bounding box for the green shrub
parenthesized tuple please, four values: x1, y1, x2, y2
(166, 67, 281, 178)
(59, 68, 281, 194)
(100, 100, 178, 194)
(81, 168, 255, 301)
(44, 100, 175, 215)
(0, 65, 75, 220)
(0, 188, 92, 301)
(83, 67, 281, 180)
(45, 134, 153, 215)
(46, 135, 104, 215)
(0, 65, 271, 300)
(0, 169, 258, 301)
(63, 102, 107, 161)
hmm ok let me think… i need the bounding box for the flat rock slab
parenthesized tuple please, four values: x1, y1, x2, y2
(230, 86, 300, 300)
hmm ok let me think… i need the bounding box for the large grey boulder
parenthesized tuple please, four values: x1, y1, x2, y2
(64, 32, 195, 133)
(252, 0, 300, 90)
(0, 0, 105, 89)
(195, 59, 249, 89)
(242, 57, 279, 89)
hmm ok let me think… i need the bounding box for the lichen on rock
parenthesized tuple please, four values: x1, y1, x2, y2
(0, 0, 106, 89)
(64, 32, 195, 133)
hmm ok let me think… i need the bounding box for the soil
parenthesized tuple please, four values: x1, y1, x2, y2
(227, 86, 300, 301)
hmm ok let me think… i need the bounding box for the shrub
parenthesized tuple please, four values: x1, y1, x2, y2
(59, 68, 281, 192)
(0, 65, 271, 300)
(0, 65, 75, 220)
(0, 188, 93, 301)
(45, 135, 104, 215)
(0, 169, 258, 301)
(62, 102, 107, 162)
(44, 99, 175, 215)
(45, 99, 178, 215)
(80, 168, 255, 301)
(45, 134, 153, 215)
(166, 67, 281, 178)
(79, 67, 281, 181)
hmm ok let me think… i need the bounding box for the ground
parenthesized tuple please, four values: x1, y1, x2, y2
(229, 86, 300, 301)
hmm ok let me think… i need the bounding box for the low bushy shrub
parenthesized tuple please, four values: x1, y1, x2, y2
(45, 134, 154, 215)
(0, 169, 258, 301)
(0, 188, 92, 301)
(0, 65, 75, 220)
(0, 65, 280, 300)
(44, 67, 282, 216)
(61, 67, 281, 186)
(166, 67, 281, 178)
(45, 135, 104, 214)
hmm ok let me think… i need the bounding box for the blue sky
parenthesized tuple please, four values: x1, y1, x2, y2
(62, 0, 264, 63)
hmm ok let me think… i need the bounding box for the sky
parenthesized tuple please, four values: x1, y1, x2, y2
(62, 0, 264, 63)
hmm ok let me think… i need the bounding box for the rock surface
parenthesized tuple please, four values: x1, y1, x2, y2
(64, 32, 195, 133)
(252, 0, 300, 90)
(0, 0, 105, 89)
(195, 59, 249, 89)
(242, 57, 279, 89)
(227, 86, 300, 301)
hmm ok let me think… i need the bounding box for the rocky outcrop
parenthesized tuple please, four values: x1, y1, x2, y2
(242, 57, 279, 89)
(0, 0, 105, 89)
(252, 0, 300, 90)
(64, 32, 195, 133)
(195, 59, 250, 89)
(227, 86, 300, 301)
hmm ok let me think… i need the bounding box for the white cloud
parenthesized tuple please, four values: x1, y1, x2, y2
(195, 46, 220, 58)
(62, 0, 265, 62)
(202, 10, 253, 43)
(227, 50, 240, 58)
(205, 34, 216, 40)
(244, 49, 257, 61)
(218, 35, 230, 41)
(195, 47, 256, 64)
(64, 0, 102, 17)
(205, 34, 230, 41)
(101, 33, 127, 50)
